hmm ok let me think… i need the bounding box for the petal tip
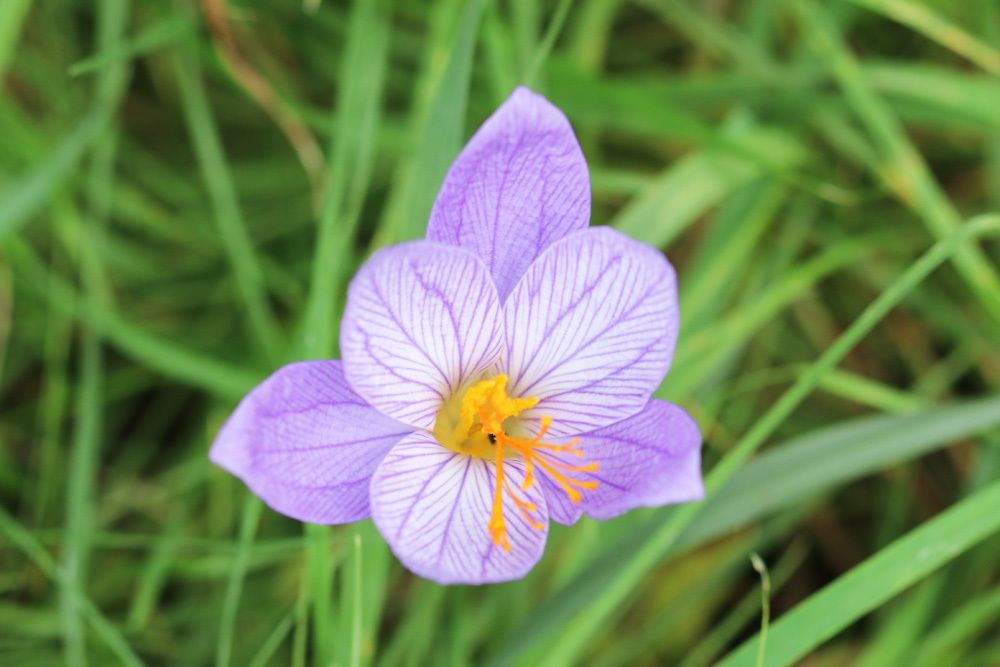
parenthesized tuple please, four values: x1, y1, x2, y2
(209, 360, 410, 526)
(208, 405, 253, 478)
(498, 86, 574, 130)
(427, 84, 590, 300)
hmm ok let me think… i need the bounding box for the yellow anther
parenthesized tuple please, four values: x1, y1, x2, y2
(432, 374, 599, 551)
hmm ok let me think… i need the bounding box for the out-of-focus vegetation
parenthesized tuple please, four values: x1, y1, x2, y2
(2, 0, 1000, 665)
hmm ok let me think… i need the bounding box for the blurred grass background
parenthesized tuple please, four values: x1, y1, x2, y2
(3, 0, 1000, 665)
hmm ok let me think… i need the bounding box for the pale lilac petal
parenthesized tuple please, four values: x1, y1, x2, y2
(340, 241, 504, 430)
(210, 361, 413, 524)
(370, 432, 548, 585)
(427, 87, 590, 301)
(502, 227, 679, 437)
(540, 399, 704, 524)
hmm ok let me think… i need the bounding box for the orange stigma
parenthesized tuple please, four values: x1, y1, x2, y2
(433, 375, 599, 552)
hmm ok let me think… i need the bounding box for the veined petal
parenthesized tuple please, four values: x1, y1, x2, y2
(341, 241, 504, 430)
(210, 361, 412, 524)
(427, 87, 590, 301)
(541, 399, 704, 525)
(370, 431, 548, 585)
(503, 227, 680, 436)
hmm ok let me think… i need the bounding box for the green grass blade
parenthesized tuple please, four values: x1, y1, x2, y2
(796, 0, 1000, 326)
(0, 507, 145, 667)
(375, 0, 486, 246)
(215, 495, 263, 667)
(307, 521, 336, 667)
(299, 0, 389, 359)
(126, 512, 182, 631)
(640, 0, 776, 77)
(717, 479, 1000, 667)
(856, 578, 944, 667)
(174, 36, 281, 360)
(679, 543, 808, 667)
(0, 110, 105, 240)
(60, 318, 102, 667)
(667, 235, 873, 397)
(612, 130, 807, 248)
(849, 0, 1000, 76)
(0, 0, 32, 80)
(814, 368, 924, 414)
(866, 62, 1000, 133)
(913, 587, 1000, 667)
(246, 611, 295, 667)
(677, 393, 1000, 549)
(59, 2, 128, 662)
(5, 237, 258, 397)
(68, 15, 190, 77)
(350, 534, 363, 667)
(749, 553, 771, 667)
(298, 1, 391, 662)
(522, 0, 574, 87)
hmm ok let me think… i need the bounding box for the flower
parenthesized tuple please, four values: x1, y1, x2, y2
(210, 87, 704, 585)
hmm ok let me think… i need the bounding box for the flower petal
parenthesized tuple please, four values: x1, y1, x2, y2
(503, 227, 680, 436)
(539, 399, 703, 524)
(340, 241, 504, 430)
(370, 432, 548, 584)
(210, 361, 413, 524)
(426, 87, 591, 301)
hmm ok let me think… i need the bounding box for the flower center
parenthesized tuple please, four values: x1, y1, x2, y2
(433, 374, 599, 552)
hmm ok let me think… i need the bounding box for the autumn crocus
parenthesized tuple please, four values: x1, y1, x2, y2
(210, 87, 703, 584)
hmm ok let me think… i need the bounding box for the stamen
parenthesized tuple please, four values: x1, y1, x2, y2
(434, 374, 600, 551)
(489, 425, 600, 544)
(488, 436, 510, 551)
(503, 477, 543, 529)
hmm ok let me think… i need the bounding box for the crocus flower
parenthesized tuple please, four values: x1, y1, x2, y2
(210, 87, 703, 584)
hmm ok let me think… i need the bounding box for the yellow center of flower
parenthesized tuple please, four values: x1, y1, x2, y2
(433, 374, 599, 552)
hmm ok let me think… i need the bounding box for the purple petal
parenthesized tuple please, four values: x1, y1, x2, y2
(340, 241, 504, 430)
(426, 87, 590, 302)
(502, 227, 680, 437)
(210, 361, 413, 524)
(369, 432, 549, 585)
(541, 399, 704, 525)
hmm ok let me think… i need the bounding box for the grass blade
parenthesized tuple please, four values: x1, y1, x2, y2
(374, 0, 486, 246)
(5, 237, 258, 397)
(174, 32, 281, 360)
(612, 130, 807, 248)
(0, 111, 105, 240)
(0, 507, 144, 667)
(796, 0, 1000, 326)
(717, 479, 1000, 667)
(0, 0, 33, 81)
(60, 317, 102, 667)
(215, 495, 263, 667)
(676, 393, 1000, 548)
(299, 0, 389, 358)
(849, 0, 1000, 76)
(522, 0, 575, 87)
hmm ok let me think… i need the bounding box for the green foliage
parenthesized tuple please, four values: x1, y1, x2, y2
(2, 1, 999, 665)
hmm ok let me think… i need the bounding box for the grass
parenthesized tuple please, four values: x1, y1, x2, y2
(2, 1, 1000, 665)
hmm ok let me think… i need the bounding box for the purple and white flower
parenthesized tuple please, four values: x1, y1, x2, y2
(210, 87, 704, 585)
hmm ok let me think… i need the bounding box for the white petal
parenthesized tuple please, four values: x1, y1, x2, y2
(370, 432, 548, 584)
(503, 227, 679, 436)
(341, 241, 505, 430)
